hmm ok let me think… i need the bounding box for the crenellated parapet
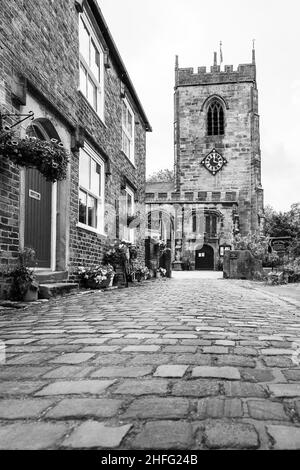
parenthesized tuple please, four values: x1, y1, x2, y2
(176, 63, 256, 87)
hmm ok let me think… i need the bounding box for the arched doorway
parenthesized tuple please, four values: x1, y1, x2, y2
(195, 244, 214, 270)
(24, 119, 61, 268)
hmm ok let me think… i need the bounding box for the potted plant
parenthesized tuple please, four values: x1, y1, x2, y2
(156, 267, 167, 278)
(76, 264, 115, 289)
(103, 239, 138, 287)
(9, 248, 39, 301)
(130, 262, 149, 282)
(0, 133, 69, 182)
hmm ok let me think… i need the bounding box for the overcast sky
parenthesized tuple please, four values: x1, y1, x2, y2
(98, 0, 300, 212)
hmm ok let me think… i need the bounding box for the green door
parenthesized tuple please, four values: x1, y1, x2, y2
(24, 168, 52, 268)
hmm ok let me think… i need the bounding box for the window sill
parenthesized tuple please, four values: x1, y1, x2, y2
(76, 222, 107, 237)
(120, 150, 136, 169)
(77, 89, 107, 129)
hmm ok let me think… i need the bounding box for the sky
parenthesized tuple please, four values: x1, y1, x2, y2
(98, 0, 300, 212)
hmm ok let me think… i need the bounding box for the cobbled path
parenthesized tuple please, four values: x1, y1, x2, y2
(0, 276, 300, 449)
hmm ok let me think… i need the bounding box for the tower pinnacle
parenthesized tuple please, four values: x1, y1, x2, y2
(213, 52, 217, 66)
(252, 39, 256, 64)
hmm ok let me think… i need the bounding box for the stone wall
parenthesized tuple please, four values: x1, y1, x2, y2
(174, 60, 263, 237)
(0, 0, 148, 296)
(223, 250, 263, 280)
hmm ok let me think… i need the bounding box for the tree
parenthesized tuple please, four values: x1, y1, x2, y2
(147, 168, 174, 183)
(233, 232, 270, 261)
(264, 203, 300, 238)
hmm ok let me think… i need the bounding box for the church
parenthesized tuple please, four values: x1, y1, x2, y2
(145, 49, 264, 270)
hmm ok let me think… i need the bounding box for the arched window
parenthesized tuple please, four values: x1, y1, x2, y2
(205, 213, 218, 237)
(207, 100, 224, 136)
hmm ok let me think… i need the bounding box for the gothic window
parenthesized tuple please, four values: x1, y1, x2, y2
(205, 214, 217, 237)
(207, 100, 224, 136)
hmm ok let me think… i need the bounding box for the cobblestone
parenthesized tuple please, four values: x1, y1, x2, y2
(197, 397, 243, 418)
(46, 398, 123, 419)
(247, 400, 289, 421)
(204, 421, 259, 449)
(262, 357, 293, 367)
(172, 379, 220, 397)
(163, 345, 197, 353)
(91, 366, 152, 378)
(1, 274, 300, 449)
(282, 370, 300, 381)
(266, 425, 300, 449)
(35, 380, 116, 396)
(240, 368, 275, 383)
(215, 355, 256, 368)
(113, 379, 168, 395)
(154, 365, 189, 377)
(223, 382, 267, 397)
(62, 421, 132, 448)
(132, 421, 193, 449)
(51, 353, 95, 363)
(268, 384, 300, 397)
(261, 349, 294, 356)
(0, 399, 54, 419)
(192, 366, 240, 380)
(122, 397, 190, 419)
(0, 422, 68, 449)
(121, 345, 160, 353)
(0, 381, 45, 395)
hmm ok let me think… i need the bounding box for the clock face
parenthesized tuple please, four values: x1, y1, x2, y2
(201, 148, 227, 175)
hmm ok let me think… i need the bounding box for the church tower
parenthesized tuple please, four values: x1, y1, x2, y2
(146, 49, 264, 270)
(174, 48, 263, 222)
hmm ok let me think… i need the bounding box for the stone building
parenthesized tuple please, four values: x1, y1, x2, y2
(0, 0, 151, 297)
(146, 50, 263, 270)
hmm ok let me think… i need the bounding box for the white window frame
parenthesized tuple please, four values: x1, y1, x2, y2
(77, 143, 105, 235)
(121, 186, 135, 243)
(121, 97, 135, 164)
(78, 10, 104, 120)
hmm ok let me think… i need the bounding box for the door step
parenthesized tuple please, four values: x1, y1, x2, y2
(38, 282, 79, 299)
(35, 271, 68, 283)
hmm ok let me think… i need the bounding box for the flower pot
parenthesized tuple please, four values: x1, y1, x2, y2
(86, 277, 111, 289)
(86, 279, 100, 289)
(23, 287, 38, 302)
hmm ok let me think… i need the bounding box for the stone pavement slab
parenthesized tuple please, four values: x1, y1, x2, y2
(266, 425, 300, 449)
(122, 397, 190, 419)
(0, 422, 68, 449)
(192, 366, 240, 380)
(0, 399, 54, 419)
(132, 421, 193, 449)
(62, 421, 132, 448)
(197, 397, 243, 419)
(35, 380, 116, 396)
(154, 364, 189, 377)
(45, 398, 123, 419)
(203, 421, 259, 449)
(267, 383, 300, 397)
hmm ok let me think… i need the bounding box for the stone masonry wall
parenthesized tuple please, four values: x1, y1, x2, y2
(0, 0, 147, 295)
(175, 64, 261, 236)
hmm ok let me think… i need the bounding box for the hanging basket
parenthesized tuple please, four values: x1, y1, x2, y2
(0, 134, 69, 182)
